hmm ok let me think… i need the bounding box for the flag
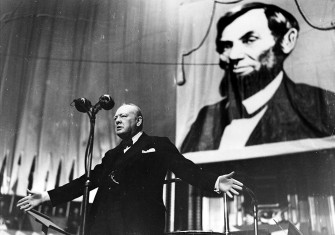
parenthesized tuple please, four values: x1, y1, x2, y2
(44, 170, 49, 191)
(9, 155, 21, 214)
(55, 159, 62, 188)
(66, 159, 75, 217)
(11, 155, 21, 194)
(44, 152, 52, 191)
(53, 159, 62, 216)
(27, 156, 36, 190)
(68, 159, 75, 182)
(0, 155, 7, 195)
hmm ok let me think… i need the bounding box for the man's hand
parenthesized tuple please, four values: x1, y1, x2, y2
(17, 189, 50, 212)
(217, 171, 243, 198)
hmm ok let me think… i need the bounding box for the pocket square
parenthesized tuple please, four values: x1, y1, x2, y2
(142, 148, 156, 153)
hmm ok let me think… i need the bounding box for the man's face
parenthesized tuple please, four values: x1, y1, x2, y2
(219, 9, 277, 77)
(114, 105, 140, 139)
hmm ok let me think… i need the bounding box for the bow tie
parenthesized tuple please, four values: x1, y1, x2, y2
(120, 139, 133, 149)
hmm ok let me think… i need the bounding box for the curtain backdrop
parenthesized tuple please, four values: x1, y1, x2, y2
(0, 0, 179, 196)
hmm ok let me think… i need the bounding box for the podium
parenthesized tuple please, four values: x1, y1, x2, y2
(27, 209, 73, 235)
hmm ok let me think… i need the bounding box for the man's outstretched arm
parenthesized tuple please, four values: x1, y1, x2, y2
(17, 189, 50, 212)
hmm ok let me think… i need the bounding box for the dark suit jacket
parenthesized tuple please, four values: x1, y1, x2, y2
(48, 133, 218, 234)
(181, 73, 335, 153)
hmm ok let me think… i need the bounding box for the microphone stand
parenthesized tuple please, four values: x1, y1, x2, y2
(244, 186, 259, 235)
(79, 105, 102, 235)
(223, 193, 230, 235)
(72, 95, 114, 235)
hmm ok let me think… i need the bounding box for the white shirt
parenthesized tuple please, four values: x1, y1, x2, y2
(123, 131, 143, 153)
(219, 71, 283, 150)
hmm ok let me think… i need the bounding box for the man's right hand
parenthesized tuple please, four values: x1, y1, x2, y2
(216, 171, 243, 198)
(17, 189, 50, 212)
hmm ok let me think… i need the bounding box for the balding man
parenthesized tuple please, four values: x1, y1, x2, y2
(17, 103, 243, 235)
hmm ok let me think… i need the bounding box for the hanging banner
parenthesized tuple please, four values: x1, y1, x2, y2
(176, 0, 335, 163)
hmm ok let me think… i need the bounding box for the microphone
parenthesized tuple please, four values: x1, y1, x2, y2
(95, 94, 115, 110)
(73, 98, 92, 113)
(72, 95, 115, 114)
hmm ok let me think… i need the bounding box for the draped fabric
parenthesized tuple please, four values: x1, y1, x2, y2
(176, 0, 335, 152)
(0, 0, 179, 196)
(175, 0, 335, 232)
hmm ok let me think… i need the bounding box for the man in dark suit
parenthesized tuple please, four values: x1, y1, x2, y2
(181, 2, 335, 153)
(17, 103, 243, 235)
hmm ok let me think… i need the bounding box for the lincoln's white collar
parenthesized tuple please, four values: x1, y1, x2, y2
(242, 71, 283, 115)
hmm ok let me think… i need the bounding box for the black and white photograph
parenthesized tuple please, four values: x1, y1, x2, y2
(1, 0, 334, 234)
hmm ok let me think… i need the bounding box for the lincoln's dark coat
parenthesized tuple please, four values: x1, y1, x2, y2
(181, 74, 335, 153)
(181, 73, 335, 153)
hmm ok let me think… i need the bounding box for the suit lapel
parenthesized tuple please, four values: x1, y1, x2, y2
(246, 76, 288, 146)
(103, 144, 124, 171)
(115, 133, 150, 170)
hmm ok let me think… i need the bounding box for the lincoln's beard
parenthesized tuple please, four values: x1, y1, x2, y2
(230, 46, 284, 100)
